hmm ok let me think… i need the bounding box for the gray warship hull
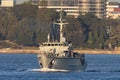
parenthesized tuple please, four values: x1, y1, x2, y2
(38, 54, 87, 71)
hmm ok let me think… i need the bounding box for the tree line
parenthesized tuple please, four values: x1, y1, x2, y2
(65, 14, 120, 49)
(0, 3, 120, 49)
(0, 3, 58, 47)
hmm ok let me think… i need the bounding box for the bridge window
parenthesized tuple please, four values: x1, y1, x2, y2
(55, 44, 58, 46)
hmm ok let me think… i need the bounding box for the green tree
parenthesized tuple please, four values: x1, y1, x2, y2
(87, 32, 93, 44)
(35, 8, 58, 43)
(14, 17, 36, 46)
(12, 4, 38, 20)
(0, 9, 17, 40)
(78, 13, 106, 48)
(39, 0, 48, 8)
(64, 16, 85, 48)
(105, 19, 120, 47)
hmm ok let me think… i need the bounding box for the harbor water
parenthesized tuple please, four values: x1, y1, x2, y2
(0, 54, 120, 80)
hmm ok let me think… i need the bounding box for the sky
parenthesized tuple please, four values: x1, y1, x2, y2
(16, 0, 29, 4)
(16, 0, 120, 4)
(109, 0, 120, 2)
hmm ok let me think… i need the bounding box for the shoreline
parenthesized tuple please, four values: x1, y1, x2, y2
(0, 49, 120, 54)
(73, 49, 120, 54)
(0, 49, 40, 54)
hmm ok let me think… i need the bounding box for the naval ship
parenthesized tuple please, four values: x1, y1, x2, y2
(37, 10, 87, 71)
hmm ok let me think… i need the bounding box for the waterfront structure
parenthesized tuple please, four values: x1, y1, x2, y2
(38, 0, 107, 18)
(106, 2, 120, 19)
(0, 0, 14, 7)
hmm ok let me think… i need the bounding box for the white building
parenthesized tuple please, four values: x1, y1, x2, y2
(0, 0, 14, 7)
(38, 0, 107, 19)
(106, 2, 120, 19)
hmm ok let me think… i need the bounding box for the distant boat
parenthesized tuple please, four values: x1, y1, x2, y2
(37, 9, 87, 71)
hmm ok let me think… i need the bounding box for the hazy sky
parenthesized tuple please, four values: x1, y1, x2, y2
(109, 0, 120, 2)
(16, 0, 29, 4)
(16, 0, 120, 4)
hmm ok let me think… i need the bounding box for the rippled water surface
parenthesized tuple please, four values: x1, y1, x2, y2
(0, 54, 120, 80)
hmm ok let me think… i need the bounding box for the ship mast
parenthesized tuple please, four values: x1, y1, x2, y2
(57, 1, 68, 43)
(53, 0, 68, 43)
(59, 8, 64, 43)
(55, 10, 68, 43)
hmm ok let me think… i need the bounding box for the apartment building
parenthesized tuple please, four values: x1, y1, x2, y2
(0, 0, 14, 7)
(38, 0, 107, 18)
(106, 2, 120, 19)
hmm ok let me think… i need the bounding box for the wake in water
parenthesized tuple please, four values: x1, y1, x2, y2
(28, 68, 69, 72)
(15, 68, 120, 73)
